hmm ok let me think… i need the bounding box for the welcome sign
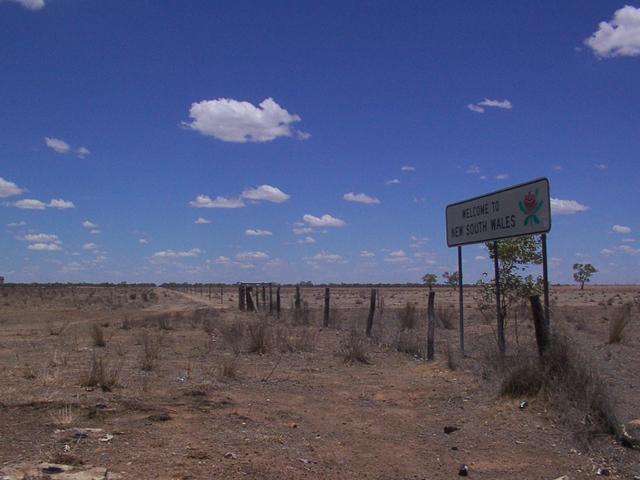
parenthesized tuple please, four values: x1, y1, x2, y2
(446, 178, 551, 247)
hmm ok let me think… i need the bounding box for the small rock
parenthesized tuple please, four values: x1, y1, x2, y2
(552, 476, 569, 480)
(444, 426, 459, 434)
(458, 463, 469, 476)
(596, 467, 610, 476)
(99, 434, 113, 443)
(519, 400, 528, 409)
(147, 412, 171, 422)
(223, 452, 236, 459)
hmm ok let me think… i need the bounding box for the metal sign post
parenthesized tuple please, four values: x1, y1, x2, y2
(446, 178, 552, 355)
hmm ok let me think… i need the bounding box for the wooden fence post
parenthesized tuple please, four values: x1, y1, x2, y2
(323, 287, 330, 327)
(246, 287, 255, 312)
(262, 285, 266, 309)
(276, 285, 281, 318)
(295, 285, 301, 309)
(529, 295, 549, 356)
(366, 289, 377, 337)
(427, 291, 435, 360)
(238, 285, 245, 311)
(269, 284, 273, 314)
(255, 285, 260, 310)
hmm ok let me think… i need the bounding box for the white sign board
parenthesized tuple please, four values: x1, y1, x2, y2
(446, 178, 551, 247)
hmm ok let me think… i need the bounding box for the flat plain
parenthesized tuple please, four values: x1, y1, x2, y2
(0, 284, 638, 479)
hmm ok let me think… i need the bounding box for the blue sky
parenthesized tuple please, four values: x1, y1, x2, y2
(1, 0, 639, 284)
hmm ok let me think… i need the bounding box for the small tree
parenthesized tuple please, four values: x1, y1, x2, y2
(422, 273, 438, 291)
(476, 236, 543, 323)
(442, 271, 459, 291)
(573, 263, 597, 290)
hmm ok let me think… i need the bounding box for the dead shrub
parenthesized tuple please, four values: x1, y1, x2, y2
(247, 319, 271, 354)
(80, 353, 120, 391)
(90, 324, 106, 347)
(139, 331, 161, 371)
(394, 329, 424, 358)
(444, 342, 457, 371)
(397, 302, 417, 330)
(340, 328, 370, 364)
(120, 316, 133, 330)
(46, 319, 71, 336)
(219, 320, 245, 354)
(437, 305, 456, 330)
(49, 404, 76, 427)
(608, 303, 632, 344)
(219, 356, 238, 380)
(497, 333, 620, 439)
(291, 302, 312, 326)
(275, 325, 317, 353)
(329, 307, 343, 329)
(156, 312, 175, 330)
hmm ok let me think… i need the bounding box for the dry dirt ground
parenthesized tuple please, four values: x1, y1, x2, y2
(0, 284, 639, 479)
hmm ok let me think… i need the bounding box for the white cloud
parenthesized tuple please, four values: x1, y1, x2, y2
(477, 98, 512, 109)
(214, 256, 230, 265)
(195, 217, 211, 224)
(475, 255, 487, 260)
(90, 229, 101, 235)
(23, 233, 58, 243)
(297, 236, 316, 244)
(293, 226, 313, 235)
(622, 237, 636, 243)
(401, 165, 415, 172)
(384, 256, 410, 264)
(619, 245, 640, 256)
(82, 220, 98, 229)
(600, 248, 615, 256)
(138, 238, 148, 244)
(241, 185, 290, 203)
(467, 103, 485, 113)
(343, 192, 380, 204)
(468, 99, 512, 112)
(6, 221, 26, 227)
(28, 242, 61, 251)
(306, 251, 343, 263)
(184, 97, 308, 143)
(612, 224, 631, 234)
(48, 198, 75, 209)
(4, 0, 45, 10)
(550, 198, 589, 215)
(152, 248, 202, 259)
(44, 137, 70, 154)
(595, 163, 608, 170)
(495, 173, 510, 180)
(360, 250, 375, 258)
(385, 179, 400, 185)
(236, 251, 269, 260)
(14, 198, 46, 210)
(189, 194, 245, 209)
(82, 242, 98, 251)
(245, 228, 272, 236)
(303, 214, 346, 228)
(584, 6, 640, 58)
(0, 176, 24, 197)
(389, 249, 406, 257)
(76, 147, 91, 159)
(465, 165, 480, 174)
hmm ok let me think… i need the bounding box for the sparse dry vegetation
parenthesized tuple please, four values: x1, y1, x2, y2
(340, 328, 370, 364)
(608, 303, 633, 344)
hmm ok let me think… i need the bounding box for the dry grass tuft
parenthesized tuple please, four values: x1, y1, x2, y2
(608, 303, 633, 344)
(394, 329, 423, 358)
(437, 305, 457, 330)
(275, 325, 318, 353)
(340, 328, 370, 364)
(444, 342, 457, 370)
(247, 319, 271, 354)
(219, 356, 238, 380)
(90, 323, 106, 347)
(139, 331, 161, 371)
(219, 320, 245, 354)
(397, 302, 418, 330)
(80, 353, 120, 391)
(49, 404, 76, 427)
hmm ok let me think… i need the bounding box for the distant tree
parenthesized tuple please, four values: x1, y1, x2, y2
(422, 273, 438, 291)
(573, 263, 597, 290)
(442, 271, 459, 291)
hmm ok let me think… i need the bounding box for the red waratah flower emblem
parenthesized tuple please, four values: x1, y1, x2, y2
(523, 191, 537, 213)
